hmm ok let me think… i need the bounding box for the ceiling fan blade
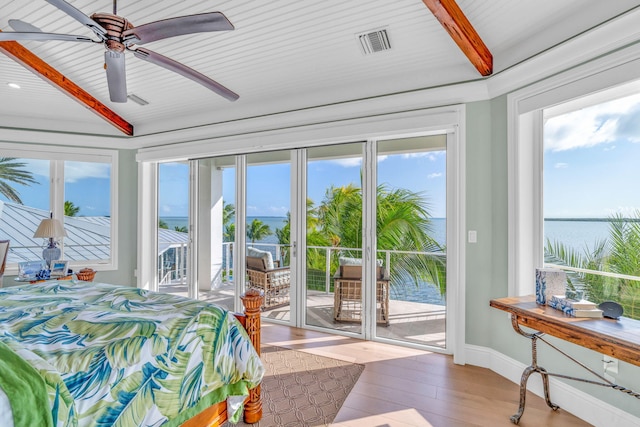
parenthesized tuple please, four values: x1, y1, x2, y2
(105, 51, 127, 103)
(133, 47, 238, 101)
(0, 32, 94, 43)
(9, 19, 42, 33)
(45, 0, 106, 39)
(122, 12, 233, 45)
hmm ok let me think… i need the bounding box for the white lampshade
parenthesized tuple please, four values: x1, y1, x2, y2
(33, 218, 67, 239)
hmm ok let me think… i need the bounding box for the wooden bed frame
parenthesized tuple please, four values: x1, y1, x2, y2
(181, 290, 263, 427)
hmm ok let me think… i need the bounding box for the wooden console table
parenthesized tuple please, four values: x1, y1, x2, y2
(490, 295, 640, 424)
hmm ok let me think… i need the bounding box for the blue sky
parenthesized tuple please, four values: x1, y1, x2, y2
(543, 93, 640, 218)
(158, 149, 447, 219)
(2, 160, 111, 216)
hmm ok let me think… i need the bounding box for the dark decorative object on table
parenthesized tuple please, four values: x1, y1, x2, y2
(36, 269, 51, 281)
(598, 301, 624, 319)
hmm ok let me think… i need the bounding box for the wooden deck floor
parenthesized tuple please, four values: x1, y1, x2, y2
(160, 281, 446, 348)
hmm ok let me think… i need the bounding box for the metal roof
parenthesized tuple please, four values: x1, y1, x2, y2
(0, 200, 187, 263)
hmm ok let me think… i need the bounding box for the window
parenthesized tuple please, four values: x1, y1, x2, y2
(542, 92, 640, 319)
(509, 55, 640, 320)
(0, 144, 118, 273)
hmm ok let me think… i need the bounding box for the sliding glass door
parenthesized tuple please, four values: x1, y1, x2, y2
(305, 143, 365, 333)
(157, 162, 189, 297)
(375, 136, 448, 349)
(167, 132, 455, 352)
(246, 151, 292, 322)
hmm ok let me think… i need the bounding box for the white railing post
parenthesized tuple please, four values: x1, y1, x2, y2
(385, 250, 391, 272)
(325, 247, 332, 294)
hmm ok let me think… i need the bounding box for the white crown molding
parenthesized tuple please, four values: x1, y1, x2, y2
(487, 7, 640, 99)
(465, 344, 640, 427)
(133, 82, 487, 150)
(136, 105, 465, 162)
(0, 128, 131, 150)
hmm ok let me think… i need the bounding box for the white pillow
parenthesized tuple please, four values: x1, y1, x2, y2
(247, 247, 274, 270)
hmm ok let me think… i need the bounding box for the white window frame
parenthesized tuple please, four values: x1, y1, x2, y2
(0, 143, 119, 273)
(508, 43, 640, 296)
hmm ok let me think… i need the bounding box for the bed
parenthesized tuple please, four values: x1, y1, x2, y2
(0, 280, 264, 427)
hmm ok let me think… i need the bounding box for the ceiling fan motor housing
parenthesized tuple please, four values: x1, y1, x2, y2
(90, 13, 133, 52)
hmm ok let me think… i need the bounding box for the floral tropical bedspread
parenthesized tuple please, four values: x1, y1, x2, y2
(0, 281, 264, 427)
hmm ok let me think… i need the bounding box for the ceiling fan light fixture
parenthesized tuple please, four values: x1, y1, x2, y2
(127, 93, 149, 106)
(7, 83, 21, 89)
(357, 27, 391, 55)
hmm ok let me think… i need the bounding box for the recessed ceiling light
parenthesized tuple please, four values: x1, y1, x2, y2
(7, 83, 21, 89)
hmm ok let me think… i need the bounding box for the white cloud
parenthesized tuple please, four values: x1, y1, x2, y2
(427, 172, 442, 179)
(64, 162, 111, 183)
(21, 159, 49, 177)
(603, 145, 616, 152)
(544, 93, 640, 152)
(554, 162, 568, 169)
(268, 206, 288, 215)
(401, 152, 443, 161)
(330, 158, 362, 167)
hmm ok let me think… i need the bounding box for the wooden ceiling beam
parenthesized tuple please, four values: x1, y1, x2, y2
(422, 0, 493, 76)
(0, 34, 134, 136)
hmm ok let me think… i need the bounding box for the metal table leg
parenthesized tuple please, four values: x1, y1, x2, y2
(509, 315, 559, 424)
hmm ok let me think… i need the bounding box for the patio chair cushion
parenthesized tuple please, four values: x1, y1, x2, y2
(338, 256, 384, 279)
(338, 256, 383, 266)
(247, 247, 275, 271)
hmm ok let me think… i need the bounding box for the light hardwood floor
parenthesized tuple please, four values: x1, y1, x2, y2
(260, 322, 592, 427)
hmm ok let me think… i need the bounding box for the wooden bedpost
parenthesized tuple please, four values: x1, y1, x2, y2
(240, 290, 263, 424)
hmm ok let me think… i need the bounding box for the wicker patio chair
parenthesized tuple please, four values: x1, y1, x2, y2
(333, 258, 390, 325)
(246, 247, 290, 310)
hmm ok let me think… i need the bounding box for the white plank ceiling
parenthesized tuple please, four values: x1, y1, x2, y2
(1, 0, 639, 138)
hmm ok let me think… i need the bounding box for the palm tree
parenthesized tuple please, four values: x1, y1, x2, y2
(159, 219, 169, 229)
(545, 211, 640, 319)
(174, 225, 188, 233)
(223, 202, 235, 242)
(224, 223, 235, 242)
(313, 183, 446, 294)
(247, 218, 272, 243)
(0, 157, 38, 204)
(65, 200, 80, 216)
(223, 202, 235, 226)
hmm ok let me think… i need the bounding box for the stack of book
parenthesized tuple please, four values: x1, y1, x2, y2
(548, 295, 603, 318)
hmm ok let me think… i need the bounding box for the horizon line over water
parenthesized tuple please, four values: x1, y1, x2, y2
(161, 216, 621, 252)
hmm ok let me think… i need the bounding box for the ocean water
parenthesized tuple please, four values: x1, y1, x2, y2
(544, 219, 613, 253)
(161, 216, 613, 252)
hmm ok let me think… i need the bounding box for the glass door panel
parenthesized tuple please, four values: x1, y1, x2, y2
(305, 143, 364, 333)
(375, 136, 448, 348)
(246, 151, 291, 322)
(191, 156, 236, 310)
(157, 162, 189, 297)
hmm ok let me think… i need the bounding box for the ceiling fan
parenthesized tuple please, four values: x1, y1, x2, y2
(0, 0, 238, 103)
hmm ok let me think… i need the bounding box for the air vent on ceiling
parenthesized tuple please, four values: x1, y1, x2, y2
(357, 28, 391, 55)
(127, 93, 149, 106)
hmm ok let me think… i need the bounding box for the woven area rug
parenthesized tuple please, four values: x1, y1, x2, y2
(224, 345, 364, 427)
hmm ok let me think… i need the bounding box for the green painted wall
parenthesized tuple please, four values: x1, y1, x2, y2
(98, 149, 138, 286)
(465, 95, 640, 419)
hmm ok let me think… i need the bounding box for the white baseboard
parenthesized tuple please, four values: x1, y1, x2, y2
(465, 344, 640, 427)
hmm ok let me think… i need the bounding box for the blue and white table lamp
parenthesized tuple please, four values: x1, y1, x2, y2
(33, 213, 67, 269)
